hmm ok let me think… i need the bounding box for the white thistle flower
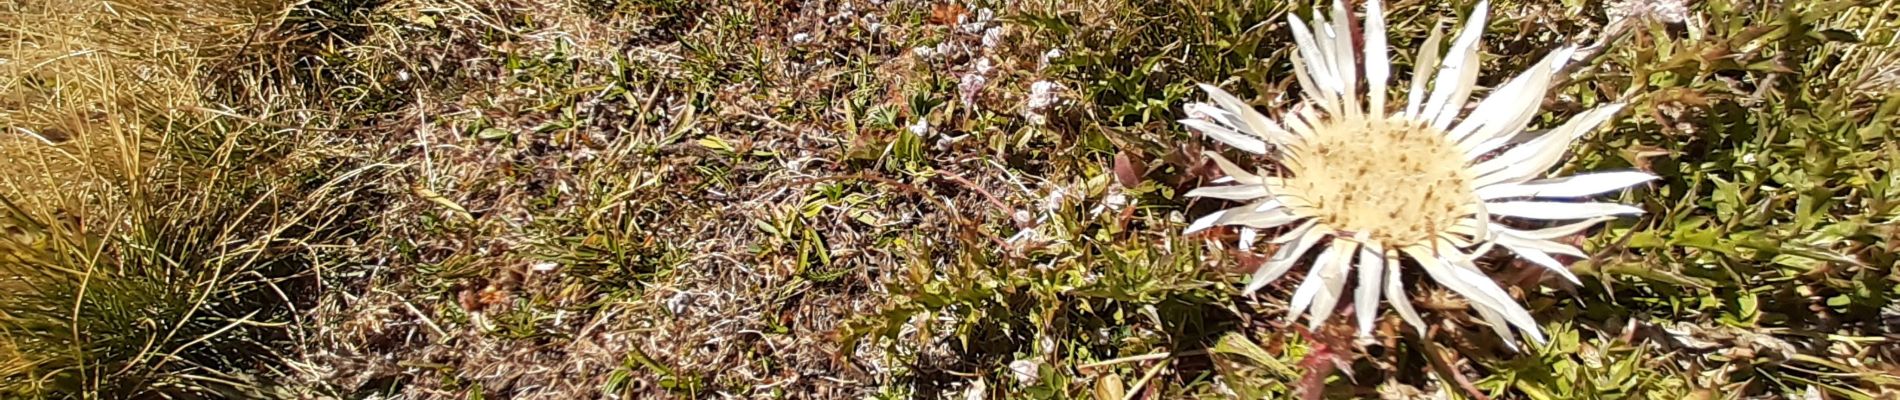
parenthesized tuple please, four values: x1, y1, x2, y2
(1181, 0, 1655, 347)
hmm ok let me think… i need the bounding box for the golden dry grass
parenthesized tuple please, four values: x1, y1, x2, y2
(0, 0, 327, 396)
(0, 0, 279, 209)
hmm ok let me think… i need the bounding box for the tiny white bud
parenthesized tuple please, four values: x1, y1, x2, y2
(1008, 360, 1040, 385)
(908, 119, 930, 136)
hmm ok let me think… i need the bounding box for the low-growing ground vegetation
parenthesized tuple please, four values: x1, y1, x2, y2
(2, 0, 1896, 398)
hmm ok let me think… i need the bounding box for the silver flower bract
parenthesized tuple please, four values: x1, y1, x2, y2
(1182, 0, 1655, 347)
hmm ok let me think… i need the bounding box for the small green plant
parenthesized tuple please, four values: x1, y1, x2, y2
(0, 1, 379, 397)
(0, 113, 377, 398)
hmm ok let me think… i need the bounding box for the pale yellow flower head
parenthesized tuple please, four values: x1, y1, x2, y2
(1183, 0, 1654, 347)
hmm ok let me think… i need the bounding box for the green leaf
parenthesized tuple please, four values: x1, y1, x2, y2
(697, 135, 733, 152)
(476, 128, 512, 141)
(1212, 333, 1296, 378)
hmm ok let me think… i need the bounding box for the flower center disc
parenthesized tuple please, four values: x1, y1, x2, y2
(1281, 118, 1476, 245)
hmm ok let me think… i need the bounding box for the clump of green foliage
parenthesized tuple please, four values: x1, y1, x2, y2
(0, 126, 374, 397)
(0, 0, 380, 397)
(845, 0, 1900, 398)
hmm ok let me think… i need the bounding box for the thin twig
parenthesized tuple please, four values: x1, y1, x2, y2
(738, 110, 803, 134)
(1078, 349, 1209, 371)
(1550, 19, 1637, 92)
(377, 288, 448, 337)
(937, 170, 1021, 226)
(1417, 338, 1493, 400)
(1122, 361, 1170, 400)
